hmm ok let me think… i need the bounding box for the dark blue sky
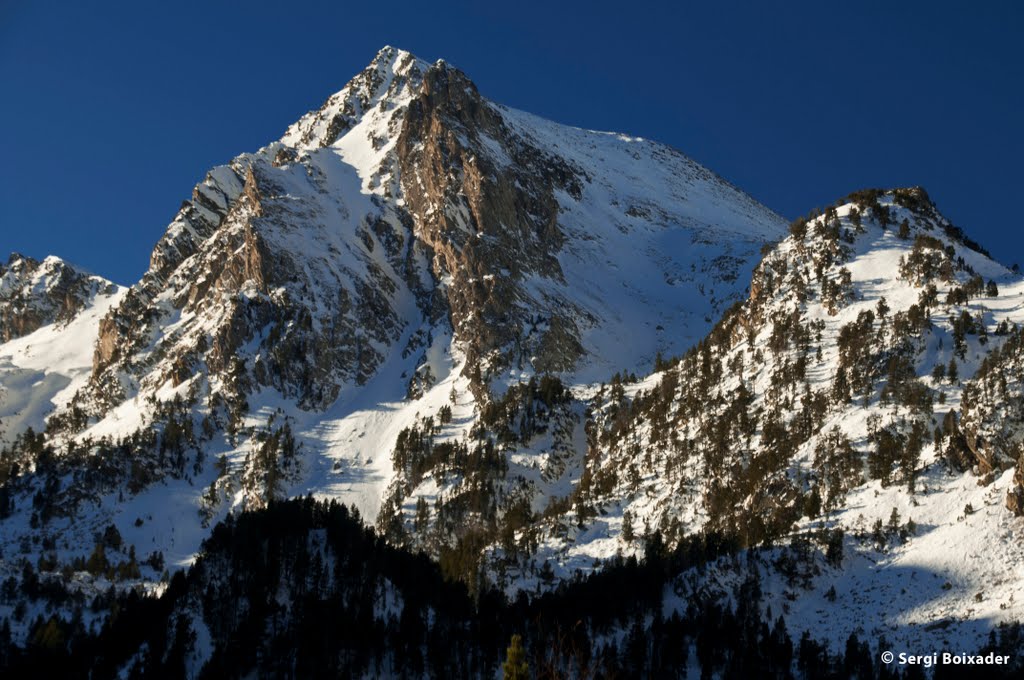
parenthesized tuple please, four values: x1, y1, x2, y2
(2, 1, 1022, 284)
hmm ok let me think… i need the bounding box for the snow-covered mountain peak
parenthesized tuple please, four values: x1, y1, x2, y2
(79, 46, 788, 436)
(0, 252, 117, 343)
(281, 46, 429, 152)
(4, 251, 75, 282)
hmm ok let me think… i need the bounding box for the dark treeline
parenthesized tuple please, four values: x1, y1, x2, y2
(1, 498, 1020, 679)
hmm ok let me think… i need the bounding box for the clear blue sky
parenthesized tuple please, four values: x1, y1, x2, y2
(2, 1, 1022, 284)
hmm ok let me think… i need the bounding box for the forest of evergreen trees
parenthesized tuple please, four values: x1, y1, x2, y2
(1, 498, 1021, 679)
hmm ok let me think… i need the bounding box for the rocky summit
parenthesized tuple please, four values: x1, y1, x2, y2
(1, 47, 1022, 678)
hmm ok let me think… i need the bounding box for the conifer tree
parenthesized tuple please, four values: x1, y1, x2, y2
(502, 634, 529, 680)
(622, 511, 635, 542)
(898, 219, 911, 239)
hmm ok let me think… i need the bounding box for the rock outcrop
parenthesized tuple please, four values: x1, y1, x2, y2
(0, 254, 114, 342)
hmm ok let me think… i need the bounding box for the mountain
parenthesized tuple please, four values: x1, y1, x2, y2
(0, 46, 784, 539)
(499, 187, 1024, 654)
(1, 47, 1023, 677)
(76, 46, 784, 426)
(0, 254, 124, 445)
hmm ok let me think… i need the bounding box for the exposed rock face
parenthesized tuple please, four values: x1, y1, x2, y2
(1008, 459, 1024, 515)
(397, 61, 584, 376)
(0, 254, 113, 342)
(84, 151, 435, 417)
(92, 162, 247, 379)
